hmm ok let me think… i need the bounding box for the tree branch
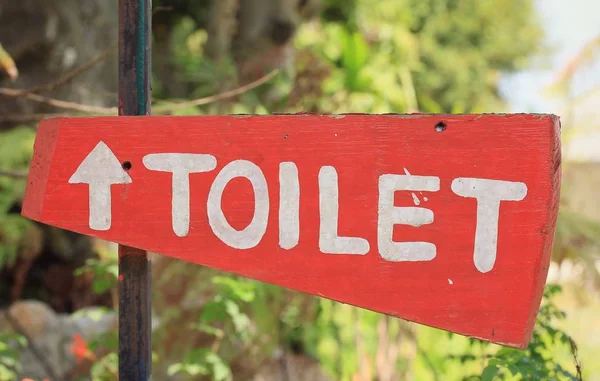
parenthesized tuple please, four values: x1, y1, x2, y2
(153, 69, 280, 114)
(0, 113, 64, 124)
(569, 336, 583, 381)
(0, 169, 28, 179)
(0, 88, 117, 114)
(5, 46, 115, 98)
(0, 68, 279, 117)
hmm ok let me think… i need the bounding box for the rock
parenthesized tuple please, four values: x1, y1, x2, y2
(68, 306, 118, 340)
(5, 300, 58, 340)
(0, 300, 117, 380)
(0, 0, 119, 126)
(0, 300, 334, 380)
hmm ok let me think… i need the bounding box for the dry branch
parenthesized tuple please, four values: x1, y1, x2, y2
(6, 46, 115, 98)
(0, 169, 28, 179)
(0, 113, 65, 123)
(0, 88, 117, 114)
(0, 68, 279, 117)
(153, 69, 280, 114)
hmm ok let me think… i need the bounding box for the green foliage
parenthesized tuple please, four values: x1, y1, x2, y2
(307, 0, 542, 114)
(167, 349, 231, 381)
(404, 0, 544, 112)
(303, 300, 371, 379)
(0, 127, 35, 207)
(0, 331, 26, 381)
(90, 352, 118, 380)
(553, 207, 600, 287)
(168, 19, 237, 98)
(74, 257, 118, 295)
(199, 276, 255, 341)
(321, 0, 359, 27)
(165, 276, 260, 380)
(0, 215, 32, 270)
(83, 326, 159, 381)
(339, 30, 370, 91)
(152, 0, 544, 116)
(451, 285, 581, 381)
(270, 285, 581, 381)
(0, 127, 35, 270)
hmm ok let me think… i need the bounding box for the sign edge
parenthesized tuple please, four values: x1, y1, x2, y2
(21, 118, 63, 223)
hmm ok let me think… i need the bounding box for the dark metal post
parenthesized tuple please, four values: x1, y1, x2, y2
(118, 0, 152, 380)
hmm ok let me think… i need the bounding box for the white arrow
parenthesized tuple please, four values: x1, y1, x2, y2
(69, 141, 132, 231)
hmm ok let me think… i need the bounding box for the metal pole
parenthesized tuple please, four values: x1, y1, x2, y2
(118, 0, 152, 380)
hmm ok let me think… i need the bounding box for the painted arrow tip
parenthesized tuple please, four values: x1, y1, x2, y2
(69, 141, 132, 185)
(68, 141, 132, 231)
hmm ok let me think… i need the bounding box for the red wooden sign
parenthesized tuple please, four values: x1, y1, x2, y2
(21, 114, 560, 348)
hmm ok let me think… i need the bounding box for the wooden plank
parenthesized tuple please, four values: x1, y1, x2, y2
(117, 0, 152, 379)
(22, 113, 561, 348)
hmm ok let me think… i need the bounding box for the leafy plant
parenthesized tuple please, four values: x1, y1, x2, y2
(453, 285, 581, 381)
(0, 331, 26, 381)
(90, 352, 118, 380)
(0, 127, 36, 271)
(167, 349, 231, 381)
(164, 276, 259, 380)
(199, 276, 256, 342)
(74, 257, 118, 295)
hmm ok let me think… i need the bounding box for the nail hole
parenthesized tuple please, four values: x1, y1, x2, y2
(435, 121, 447, 132)
(122, 161, 132, 170)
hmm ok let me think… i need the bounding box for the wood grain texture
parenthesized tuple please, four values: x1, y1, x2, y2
(22, 113, 561, 349)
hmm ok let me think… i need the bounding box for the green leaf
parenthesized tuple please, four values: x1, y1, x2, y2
(185, 363, 206, 376)
(106, 263, 119, 278)
(211, 276, 256, 302)
(90, 353, 118, 379)
(167, 363, 183, 376)
(191, 323, 223, 337)
(205, 353, 232, 381)
(340, 29, 370, 91)
(201, 300, 227, 323)
(418, 94, 444, 113)
(482, 364, 500, 381)
(224, 300, 250, 334)
(92, 278, 113, 294)
(213, 361, 231, 381)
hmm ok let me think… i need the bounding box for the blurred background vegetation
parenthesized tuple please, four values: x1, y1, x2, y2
(0, 0, 598, 380)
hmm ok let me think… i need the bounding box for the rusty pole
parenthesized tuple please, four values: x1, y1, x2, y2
(118, 0, 152, 379)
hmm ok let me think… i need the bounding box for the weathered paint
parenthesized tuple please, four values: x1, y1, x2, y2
(22, 113, 561, 349)
(68, 142, 132, 230)
(143, 153, 217, 237)
(62, 144, 531, 273)
(279, 162, 300, 249)
(451, 178, 528, 273)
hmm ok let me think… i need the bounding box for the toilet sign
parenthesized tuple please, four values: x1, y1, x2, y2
(21, 114, 560, 348)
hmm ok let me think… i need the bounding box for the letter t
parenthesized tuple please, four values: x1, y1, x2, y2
(451, 178, 527, 273)
(143, 153, 217, 237)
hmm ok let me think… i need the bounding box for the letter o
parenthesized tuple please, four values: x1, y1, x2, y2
(207, 160, 269, 249)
